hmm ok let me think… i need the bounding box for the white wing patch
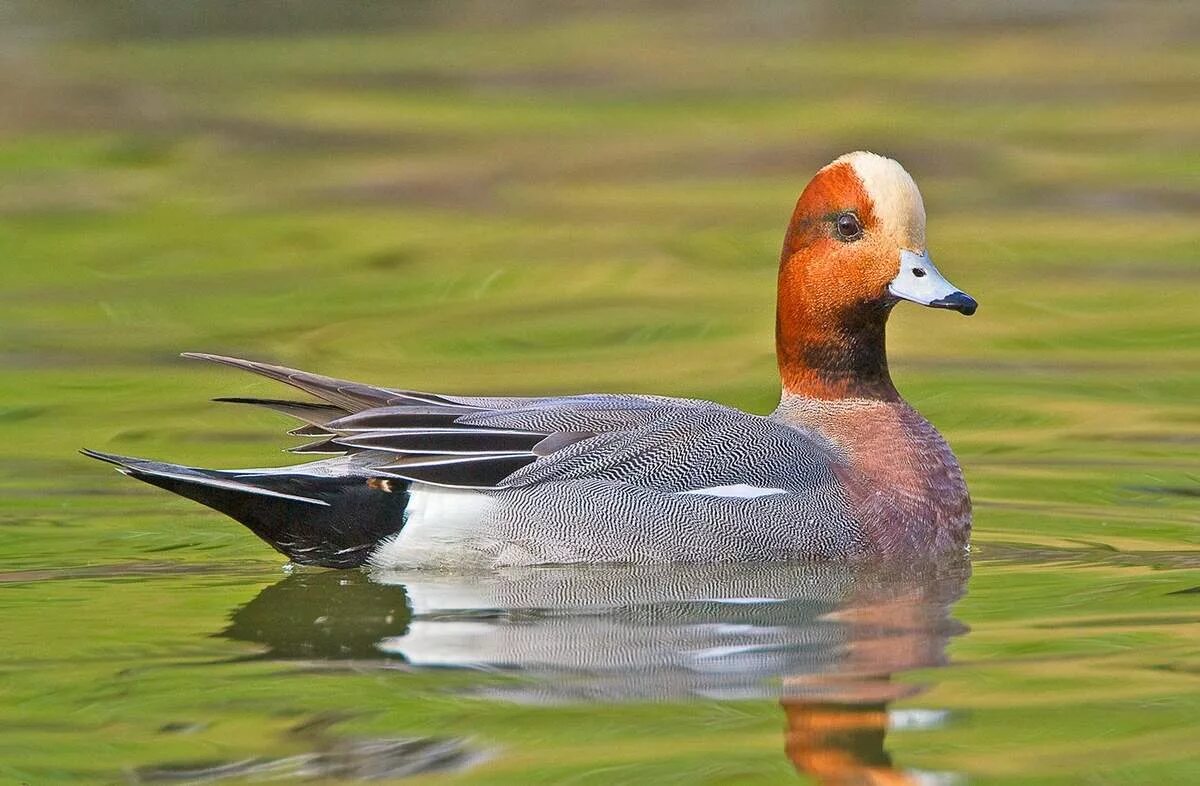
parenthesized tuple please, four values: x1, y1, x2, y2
(678, 484, 789, 499)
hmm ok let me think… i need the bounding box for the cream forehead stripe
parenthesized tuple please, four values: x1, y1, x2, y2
(832, 151, 926, 251)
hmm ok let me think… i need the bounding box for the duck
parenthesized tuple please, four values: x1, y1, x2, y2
(83, 151, 977, 570)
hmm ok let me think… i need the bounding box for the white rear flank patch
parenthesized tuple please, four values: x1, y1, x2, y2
(834, 151, 926, 251)
(368, 483, 496, 568)
(678, 484, 789, 499)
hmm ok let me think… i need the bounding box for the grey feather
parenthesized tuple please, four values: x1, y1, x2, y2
(183, 353, 465, 412)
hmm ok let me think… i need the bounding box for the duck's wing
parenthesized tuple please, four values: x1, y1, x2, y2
(182, 353, 722, 489)
(331, 398, 739, 489)
(188, 353, 701, 427)
(343, 400, 839, 497)
(494, 405, 842, 496)
(183, 353, 839, 494)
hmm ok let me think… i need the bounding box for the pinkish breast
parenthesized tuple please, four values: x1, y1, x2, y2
(774, 397, 971, 556)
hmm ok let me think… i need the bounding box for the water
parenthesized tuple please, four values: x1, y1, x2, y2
(2, 2, 1199, 783)
(4, 549, 1197, 783)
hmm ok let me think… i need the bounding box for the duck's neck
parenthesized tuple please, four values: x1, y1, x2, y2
(775, 280, 898, 402)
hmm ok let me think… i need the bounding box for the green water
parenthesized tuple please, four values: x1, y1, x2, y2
(2, 3, 1198, 783)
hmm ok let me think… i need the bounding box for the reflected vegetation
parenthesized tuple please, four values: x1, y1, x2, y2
(222, 557, 969, 783)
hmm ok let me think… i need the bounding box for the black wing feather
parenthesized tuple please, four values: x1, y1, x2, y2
(377, 453, 537, 487)
(213, 397, 347, 426)
(337, 429, 550, 455)
(326, 405, 480, 432)
(288, 437, 354, 455)
(288, 424, 336, 438)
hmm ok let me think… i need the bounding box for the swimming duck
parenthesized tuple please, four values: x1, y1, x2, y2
(84, 151, 977, 569)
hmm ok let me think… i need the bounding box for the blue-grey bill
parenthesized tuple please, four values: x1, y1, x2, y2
(888, 250, 977, 316)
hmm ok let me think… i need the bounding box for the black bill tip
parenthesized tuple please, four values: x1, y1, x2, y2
(929, 291, 977, 316)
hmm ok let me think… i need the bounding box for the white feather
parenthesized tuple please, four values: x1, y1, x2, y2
(678, 484, 789, 499)
(368, 483, 496, 568)
(835, 151, 926, 251)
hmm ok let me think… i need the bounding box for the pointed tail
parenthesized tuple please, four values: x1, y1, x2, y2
(81, 449, 409, 568)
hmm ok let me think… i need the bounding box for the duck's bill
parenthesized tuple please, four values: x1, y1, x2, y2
(889, 250, 977, 316)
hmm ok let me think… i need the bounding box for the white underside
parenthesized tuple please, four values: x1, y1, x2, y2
(367, 483, 497, 569)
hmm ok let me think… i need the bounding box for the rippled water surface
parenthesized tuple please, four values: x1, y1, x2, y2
(2, 2, 1199, 784)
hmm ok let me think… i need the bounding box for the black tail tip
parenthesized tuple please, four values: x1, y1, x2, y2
(80, 448, 129, 467)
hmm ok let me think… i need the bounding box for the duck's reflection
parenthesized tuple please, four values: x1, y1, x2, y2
(221, 555, 969, 783)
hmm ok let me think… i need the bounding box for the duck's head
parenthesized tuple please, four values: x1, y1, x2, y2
(776, 152, 976, 401)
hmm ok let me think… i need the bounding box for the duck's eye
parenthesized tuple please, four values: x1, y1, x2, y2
(835, 212, 863, 241)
